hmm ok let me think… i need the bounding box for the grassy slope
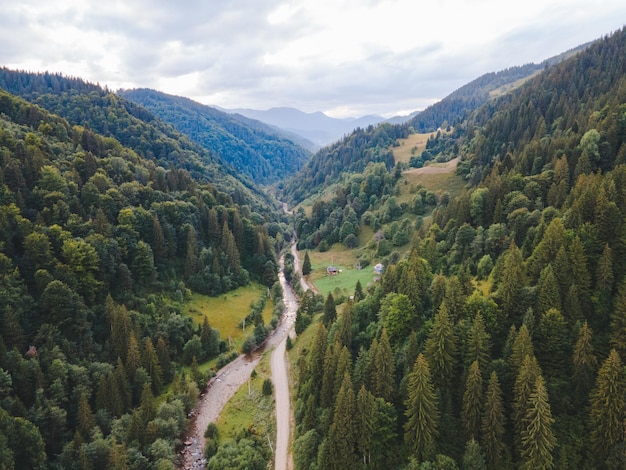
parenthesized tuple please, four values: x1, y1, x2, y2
(184, 283, 273, 347)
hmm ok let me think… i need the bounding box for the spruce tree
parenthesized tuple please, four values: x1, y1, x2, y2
(589, 349, 626, 462)
(424, 303, 458, 391)
(462, 360, 483, 441)
(536, 264, 561, 314)
(404, 354, 439, 463)
(323, 293, 337, 327)
(609, 279, 626, 359)
(510, 324, 534, 372)
(462, 439, 487, 470)
(481, 371, 507, 470)
(356, 385, 377, 465)
(519, 375, 556, 470)
(302, 251, 312, 276)
(371, 329, 395, 402)
(326, 373, 357, 470)
(464, 312, 490, 373)
(497, 241, 524, 319)
(513, 354, 541, 455)
(572, 321, 597, 396)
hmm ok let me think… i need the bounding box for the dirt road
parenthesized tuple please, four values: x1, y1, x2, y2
(179, 247, 300, 469)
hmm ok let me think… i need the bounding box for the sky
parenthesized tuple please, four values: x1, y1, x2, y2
(1, 1, 625, 118)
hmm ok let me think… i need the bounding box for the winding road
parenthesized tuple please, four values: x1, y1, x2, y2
(180, 243, 303, 470)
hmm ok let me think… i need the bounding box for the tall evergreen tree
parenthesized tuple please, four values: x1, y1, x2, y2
(572, 321, 597, 396)
(356, 385, 377, 466)
(519, 375, 556, 470)
(510, 324, 534, 372)
(323, 293, 337, 327)
(609, 279, 626, 359)
(536, 264, 561, 314)
(497, 241, 524, 319)
(513, 354, 541, 455)
(404, 354, 439, 463)
(424, 303, 458, 391)
(302, 251, 312, 276)
(589, 349, 626, 463)
(325, 372, 357, 470)
(481, 371, 507, 470)
(464, 312, 490, 373)
(371, 329, 395, 402)
(462, 360, 483, 441)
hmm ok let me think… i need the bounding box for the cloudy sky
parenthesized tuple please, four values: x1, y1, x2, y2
(1, 0, 625, 118)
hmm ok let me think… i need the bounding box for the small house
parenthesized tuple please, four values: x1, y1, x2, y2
(327, 265, 338, 276)
(374, 263, 384, 275)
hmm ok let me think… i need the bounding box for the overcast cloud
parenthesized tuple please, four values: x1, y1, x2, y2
(1, 0, 625, 117)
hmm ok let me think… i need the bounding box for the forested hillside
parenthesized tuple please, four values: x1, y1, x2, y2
(280, 50, 578, 206)
(292, 27, 626, 469)
(0, 68, 278, 209)
(119, 89, 311, 184)
(0, 84, 288, 468)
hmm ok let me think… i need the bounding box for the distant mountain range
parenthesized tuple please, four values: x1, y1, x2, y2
(218, 106, 418, 148)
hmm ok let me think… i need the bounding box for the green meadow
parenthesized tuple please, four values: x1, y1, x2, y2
(184, 282, 273, 350)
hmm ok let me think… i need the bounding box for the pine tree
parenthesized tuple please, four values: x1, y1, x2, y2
(462, 360, 483, 441)
(513, 354, 542, 456)
(593, 243, 614, 328)
(404, 354, 439, 463)
(323, 293, 337, 327)
(302, 251, 312, 276)
(76, 393, 95, 440)
(535, 308, 570, 380)
(184, 225, 198, 278)
(609, 279, 626, 359)
(464, 312, 490, 373)
(141, 337, 162, 394)
(572, 321, 597, 396)
(125, 332, 141, 385)
(589, 349, 626, 462)
(307, 323, 328, 404)
(320, 343, 340, 409)
(481, 371, 507, 470)
(371, 329, 395, 402)
(333, 346, 352, 398)
(354, 280, 364, 303)
(326, 373, 357, 470)
(510, 324, 534, 372)
(537, 264, 561, 314)
(336, 301, 353, 350)
(462, 439, 487, 470)
(497, 241, 524, 319)
(424, 303, 458, 391)
(519, 375, 556, 470)
(356, 385, 377, 465)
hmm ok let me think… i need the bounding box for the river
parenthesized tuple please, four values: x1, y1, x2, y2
(179, 243, 302, 469)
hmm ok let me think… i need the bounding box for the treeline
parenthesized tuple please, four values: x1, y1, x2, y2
(292, 27, 626, 469)
(0, 85, 287, 468)
(120, 88, 311, 185)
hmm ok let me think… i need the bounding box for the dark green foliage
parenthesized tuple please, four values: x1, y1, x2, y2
(0, 71, 283, 468)
(292, 26, 626, 470)
(302, 251, 312, 275)
(119, 88, 311, 184)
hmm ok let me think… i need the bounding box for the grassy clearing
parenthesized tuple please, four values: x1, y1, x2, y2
(402, 169, 466, 197)
(303, 247, 379, 297)
(184, 283, 273, 350)
(215, 352, 274, 443)
(392, 132, 432, 163)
